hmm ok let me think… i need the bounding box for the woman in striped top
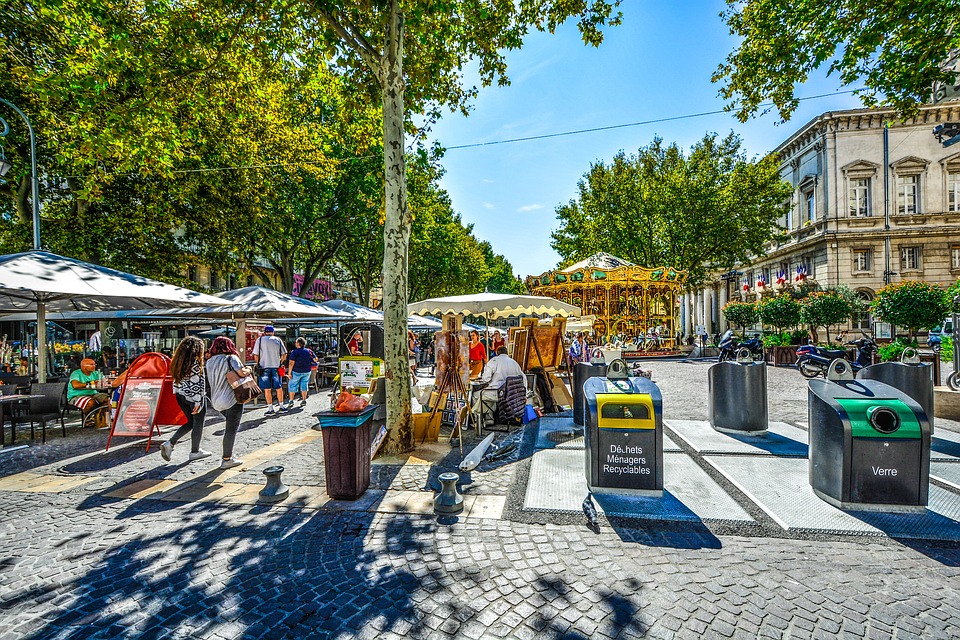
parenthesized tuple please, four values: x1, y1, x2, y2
(160, 336, 211, 463)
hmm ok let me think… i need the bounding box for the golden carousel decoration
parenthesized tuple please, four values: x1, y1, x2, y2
(526, 253, 687, 353)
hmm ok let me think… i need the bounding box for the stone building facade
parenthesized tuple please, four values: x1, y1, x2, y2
(684, 103, 960, 338)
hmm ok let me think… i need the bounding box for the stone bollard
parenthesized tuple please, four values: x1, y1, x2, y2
(259, 465, 289, 502)
(434, 472, 463, 515)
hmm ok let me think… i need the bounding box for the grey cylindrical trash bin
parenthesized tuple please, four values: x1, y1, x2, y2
(583, 375, 663, 496)
(707, 361, 768, 433)
(573, 362, 607, 426)
(808, 377, 930, 510)
(857, 361, 934, 433)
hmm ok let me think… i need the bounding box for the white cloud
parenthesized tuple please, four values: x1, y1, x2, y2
(483, 202, 494, 209)
(517, 204, 543, 213)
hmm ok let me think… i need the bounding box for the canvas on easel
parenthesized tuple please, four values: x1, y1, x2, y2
(426, 329, 469, 448)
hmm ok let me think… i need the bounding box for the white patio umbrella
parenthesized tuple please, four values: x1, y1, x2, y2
(137, 286, 351, 356)
(0, 250, 232, 382)
(408, 292, 581, 319)
(408, 292, 581, 350)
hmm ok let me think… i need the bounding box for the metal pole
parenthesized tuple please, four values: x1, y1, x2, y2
(0, 98, 40, 250)
(883, 123, 891, 285)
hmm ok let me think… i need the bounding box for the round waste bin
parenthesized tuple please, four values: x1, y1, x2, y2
(808, 377, 931, 510)
(573, 362, 607, 426)
(707, 360, 768, 433)
(857, 361, 934, 433)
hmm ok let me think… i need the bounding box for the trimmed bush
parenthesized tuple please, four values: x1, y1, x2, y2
(722, 300, 758, 334)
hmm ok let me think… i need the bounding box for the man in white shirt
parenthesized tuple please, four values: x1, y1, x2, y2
(253, 325, 288, 414)
(471, 346, 526, 426)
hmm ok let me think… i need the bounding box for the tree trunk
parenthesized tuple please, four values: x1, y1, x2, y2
(379, 0, 413, 454)
(16, 174, 31, 225)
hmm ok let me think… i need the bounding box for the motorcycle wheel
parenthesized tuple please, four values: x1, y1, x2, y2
(948, 372, 960, 392)
(798, 361, 822, 379)
(933, 344, 942, 355)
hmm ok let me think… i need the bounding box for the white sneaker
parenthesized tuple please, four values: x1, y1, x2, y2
(265, 406, 276, 415)
(188, 449, 212, 461)
(277, 404, 288, 413)
(220, 457, 243, 470)
(160, 441, 173, 462)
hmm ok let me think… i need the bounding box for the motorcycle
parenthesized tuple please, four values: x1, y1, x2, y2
(717, 329, 764, 362)
(795, 331, 876, 378)
(927, 333, 942, 355)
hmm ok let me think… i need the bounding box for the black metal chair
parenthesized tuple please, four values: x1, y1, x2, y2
(60, 382, 107, 430)
(492, 375, 526, 430)
(19, 383, 66, 443)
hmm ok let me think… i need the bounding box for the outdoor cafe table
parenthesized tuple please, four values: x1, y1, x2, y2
(0, 394, 45, 446)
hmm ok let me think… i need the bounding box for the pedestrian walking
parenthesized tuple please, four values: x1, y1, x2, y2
(286, 337, 317, 408)
(205, 336, 248, 469)
(160, 336, 211, 463)
(252, 325, 288, 414)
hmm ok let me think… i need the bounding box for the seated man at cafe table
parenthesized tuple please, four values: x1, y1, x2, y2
(68, 358, 113, 428)
(471, 346, 526, 427)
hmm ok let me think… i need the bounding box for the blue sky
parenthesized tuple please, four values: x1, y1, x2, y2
(425, 1, 863, 281)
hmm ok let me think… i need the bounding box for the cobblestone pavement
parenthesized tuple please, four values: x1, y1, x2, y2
(1, 362, 959, 639)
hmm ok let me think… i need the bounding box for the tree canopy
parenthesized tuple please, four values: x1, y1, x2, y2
(551, 133, 791, 286)
(872, 281, 952, 338)
(714, 0, 960, 122)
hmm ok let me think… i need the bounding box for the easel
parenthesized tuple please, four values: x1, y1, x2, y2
(425, 318, 469, 454)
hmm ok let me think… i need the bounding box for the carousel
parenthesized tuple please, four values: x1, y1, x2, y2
(526, 253, 687, 354)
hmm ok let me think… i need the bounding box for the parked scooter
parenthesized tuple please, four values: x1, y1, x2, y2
(795, 331, 877, 378)
(927, 332, 942, 355)
(717, 330, 764, 362)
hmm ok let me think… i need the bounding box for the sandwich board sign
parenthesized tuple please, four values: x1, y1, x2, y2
(106, 352, 186, 452)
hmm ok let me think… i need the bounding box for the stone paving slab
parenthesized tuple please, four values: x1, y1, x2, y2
(666, 419, 808, 456)
(932, 461, 960, 491)
(706, 455, 960, 539)
(524, 448, 754, 524)
(932, 428, 960, 461)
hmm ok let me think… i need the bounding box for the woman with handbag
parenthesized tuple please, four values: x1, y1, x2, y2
(204, 337, 249, 469)
(160, 336, 211, 463)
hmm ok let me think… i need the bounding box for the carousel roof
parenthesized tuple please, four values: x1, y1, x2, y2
(559, 252, 634, 273)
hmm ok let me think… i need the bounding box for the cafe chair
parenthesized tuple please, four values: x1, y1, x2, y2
(20, 383, 66, 443)
(59, 382, 106, 430)
(491, 375, 526, 431)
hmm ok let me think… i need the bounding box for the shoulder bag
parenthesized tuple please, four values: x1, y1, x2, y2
(226, 358, 262, 404)
(252, 338, 264, 376)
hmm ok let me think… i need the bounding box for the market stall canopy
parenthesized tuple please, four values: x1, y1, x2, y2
(280, 299, 444, 331)
(140, 286, 351, 320)
(315, 298, 382, 322)
(0, 251, 230, 313)
(0, 250, 232, 381)
(408, 292, 581, 319)
(565, 315, 598, 333)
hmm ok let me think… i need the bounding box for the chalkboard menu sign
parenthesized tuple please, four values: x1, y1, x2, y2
(113, 378, 163, 437)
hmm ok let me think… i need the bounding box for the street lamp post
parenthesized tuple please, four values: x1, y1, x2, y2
(0, 98, 40, 250)
(0, 98, 45, 382)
